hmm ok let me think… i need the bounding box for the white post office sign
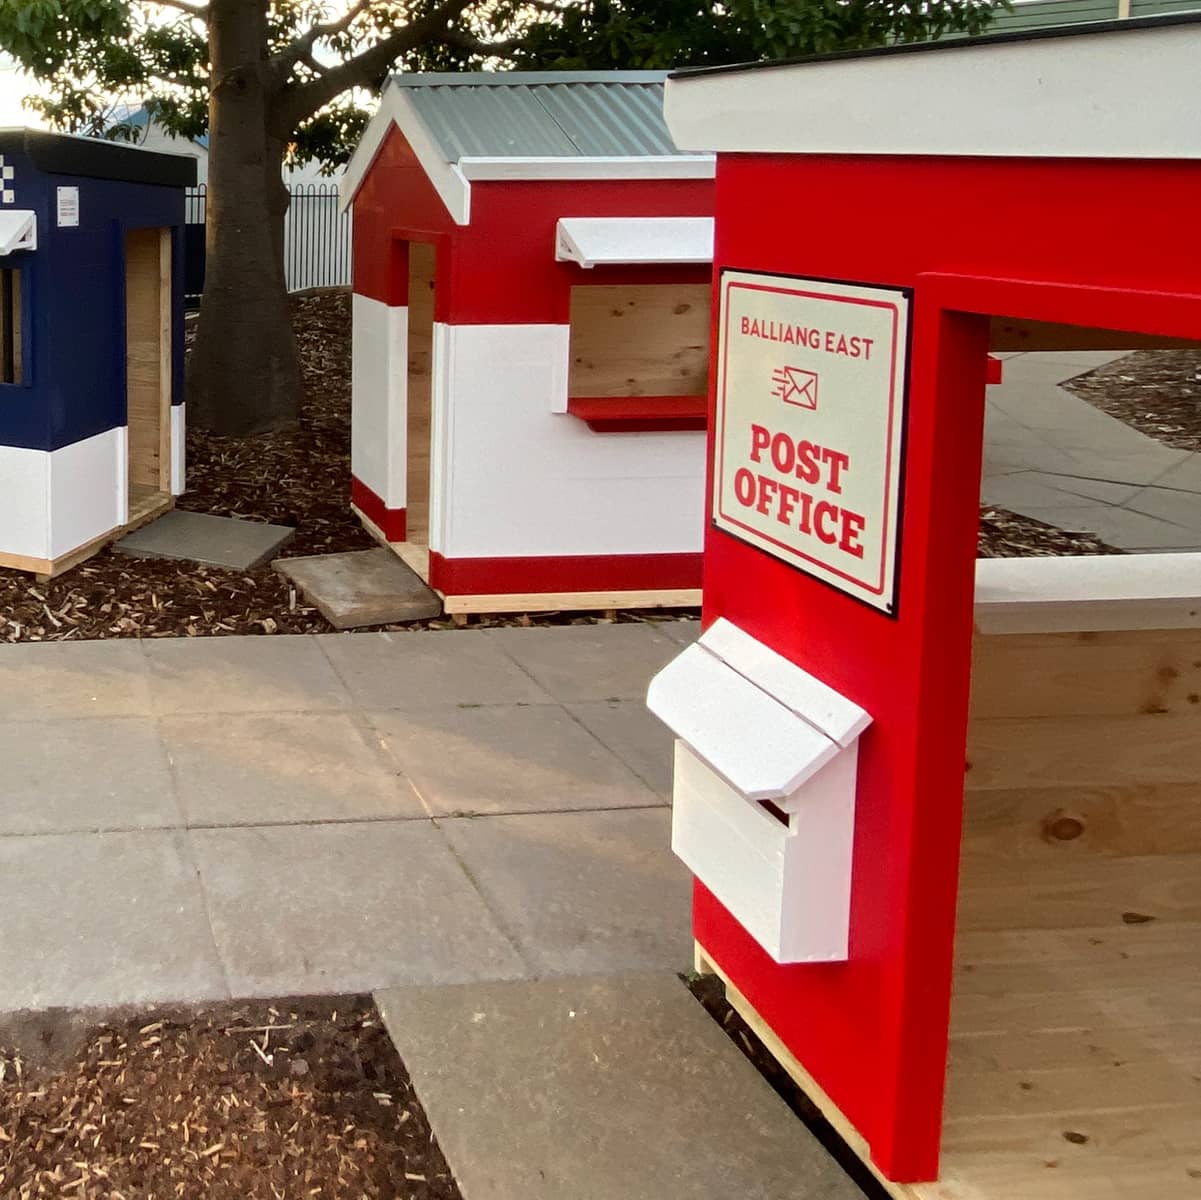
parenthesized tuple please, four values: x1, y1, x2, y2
(713, 270, 910, 614)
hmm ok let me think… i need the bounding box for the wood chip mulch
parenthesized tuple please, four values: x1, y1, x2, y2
(0, 996, 460, 1200)
(1063, 348, 1201, 454)
(0, 290, 1127, 644)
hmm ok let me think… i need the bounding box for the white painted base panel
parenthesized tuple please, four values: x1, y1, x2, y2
(170, 403, 186, 495)
(351, 294, 408, 510)
(433, 322, 707, 559)
(671, 740, 854, 964)
(0, 427, 138, 564)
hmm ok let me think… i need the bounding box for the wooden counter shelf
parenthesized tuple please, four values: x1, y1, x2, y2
(701, 552, 1201, 1200)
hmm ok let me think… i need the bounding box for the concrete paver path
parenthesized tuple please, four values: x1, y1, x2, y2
(0, 624, 695, 1012)
(984, 352, 1201, 551)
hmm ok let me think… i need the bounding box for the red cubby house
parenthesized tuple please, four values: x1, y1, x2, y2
(341, 71, 716, 613)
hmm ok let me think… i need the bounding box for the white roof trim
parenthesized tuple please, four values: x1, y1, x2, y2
(0, 209, 35, 255)
(975, 552, 1201, 634)
(555, 216, 713, 267)
(340, 82, 471, 224)
(339, 85, 716, 217)
(665, 21, 1201, 160)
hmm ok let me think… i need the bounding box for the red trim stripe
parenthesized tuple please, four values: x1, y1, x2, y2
(986, 354, 1003, 385)
(428, 550, 702, 596)
(351, 476, 407, 542)
(567, 395, 708, 433)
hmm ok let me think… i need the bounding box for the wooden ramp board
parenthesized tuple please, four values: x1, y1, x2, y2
(273, 548, 442, 629)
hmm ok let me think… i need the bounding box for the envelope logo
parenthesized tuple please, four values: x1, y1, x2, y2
(771, 365, 819, 410)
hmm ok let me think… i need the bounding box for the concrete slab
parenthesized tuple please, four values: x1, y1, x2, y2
(318, 630, 553, 708)
(115, 509, 295, 570)
(654, 617, 702, 646)
(192, 821, 527, 995)
(566, 700, 675, 798)
(376, 974, 859, 1200)
(1123, 485, 1201, 532)
(1147, 453, 1201, 494)
(440, 809, 692, 975)
(162, 712, 427, 826)
(0, 640, 152, 720)
(486, 623, 681, 702)
(0, 717, 180, 835)
(1014, 502, 1201, 550)
(275, 548, 442, 629)
(142, 634, 351, 714)
(371, 704, 657, 817)
(0, 830, 227, 1010)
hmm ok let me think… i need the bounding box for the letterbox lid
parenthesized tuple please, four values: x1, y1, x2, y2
(699, 618, 871, 746)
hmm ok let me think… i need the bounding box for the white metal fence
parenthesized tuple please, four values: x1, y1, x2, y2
(184, 182, 351, 299)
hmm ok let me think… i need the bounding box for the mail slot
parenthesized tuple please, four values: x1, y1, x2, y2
(647, 618, 869, 963)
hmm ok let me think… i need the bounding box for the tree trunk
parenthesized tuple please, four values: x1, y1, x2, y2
(188, 0, 301, 436)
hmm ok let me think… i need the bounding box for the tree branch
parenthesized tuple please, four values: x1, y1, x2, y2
(269, 0, 478, 133)
(270, 0, 373, 83)
(153, 0, 209, 18)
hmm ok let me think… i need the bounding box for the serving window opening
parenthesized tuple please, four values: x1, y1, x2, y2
(566, 283, 710, 432)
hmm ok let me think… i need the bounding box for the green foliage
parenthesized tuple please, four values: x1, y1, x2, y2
(0, 0, 1006, 164)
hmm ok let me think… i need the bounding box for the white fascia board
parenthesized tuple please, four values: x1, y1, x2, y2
(0, 209, 35, 255)
(458, 155, 715, 181)
(340, 83, 471, 224)
(665, 21, 1201, 160)
(974, 551, 1201, 633)
(555, 216, 714, 268)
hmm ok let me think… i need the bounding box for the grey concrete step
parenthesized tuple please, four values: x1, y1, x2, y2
(376, 974, 861, 1200)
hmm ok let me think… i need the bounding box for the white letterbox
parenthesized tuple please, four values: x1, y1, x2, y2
(647, 618, 870, 963)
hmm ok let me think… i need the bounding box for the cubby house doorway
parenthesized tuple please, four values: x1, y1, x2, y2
(124, 227, 172, 523)
(399, 240, 435, 575)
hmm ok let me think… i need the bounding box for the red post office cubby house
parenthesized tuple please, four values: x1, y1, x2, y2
(651, 15, 1201, 1200)
(341, 71, 715, 613)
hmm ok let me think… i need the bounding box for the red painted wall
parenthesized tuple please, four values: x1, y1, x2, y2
(351, 125, 455, 305)
(698, 153, 1201, 1182)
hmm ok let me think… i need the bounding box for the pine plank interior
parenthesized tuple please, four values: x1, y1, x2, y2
(124, 228, 170, 500)
(942, 626, 1201, 1200)
(406, 241, 435, 547)
(568, 283, 710, 400)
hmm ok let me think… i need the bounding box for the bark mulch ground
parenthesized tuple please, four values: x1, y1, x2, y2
(0, 290, 1126, 644)
(1064, 349, 1201, 454)
(0, 996, 459, 1200)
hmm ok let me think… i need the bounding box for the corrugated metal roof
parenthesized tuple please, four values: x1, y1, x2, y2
(390, 71, 695, 161)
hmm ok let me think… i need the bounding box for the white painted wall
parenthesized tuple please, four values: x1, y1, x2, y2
(351, 294, 408, 510)
(0, 444, 50, 559)
(48, 427, 125, 559)
(432, 322, 707, 559)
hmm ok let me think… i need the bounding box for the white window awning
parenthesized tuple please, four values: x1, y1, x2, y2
(0, 210, 36, 256)
(555, 216, 713, 268)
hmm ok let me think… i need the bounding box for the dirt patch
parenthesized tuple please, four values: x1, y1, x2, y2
(0, 996, 460, 1200)
(1064, 349, 1201, 454)
(977, 506, 1119, 557)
